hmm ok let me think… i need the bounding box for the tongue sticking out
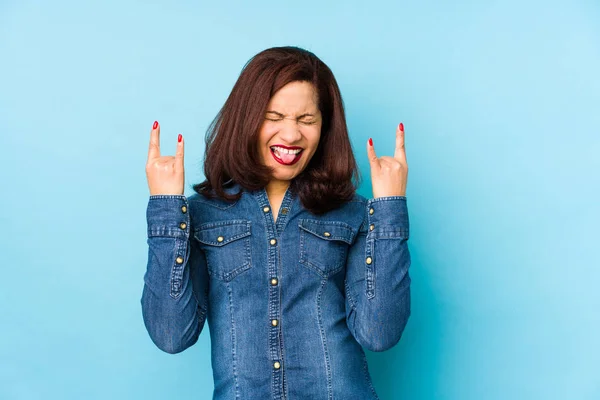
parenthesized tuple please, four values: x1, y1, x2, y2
(279, 152, 297, 164)
(273, 148, 300, 164)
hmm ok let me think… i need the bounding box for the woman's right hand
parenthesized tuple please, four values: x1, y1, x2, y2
(146, 121, 185, 196)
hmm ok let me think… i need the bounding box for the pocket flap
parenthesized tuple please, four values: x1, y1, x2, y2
(194, 220, 251, 246)
(298, 219, 355, 244)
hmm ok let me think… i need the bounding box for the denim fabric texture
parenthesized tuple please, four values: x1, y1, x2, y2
(141, 181, 411, 399)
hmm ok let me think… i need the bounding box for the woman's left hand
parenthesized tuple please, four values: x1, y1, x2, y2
(367, 123, 408, 198)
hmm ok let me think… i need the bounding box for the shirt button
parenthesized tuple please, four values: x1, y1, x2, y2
(176, 256, 184, 264)
(181, 205, 187, 213)
(369, 207, 374, 215)
(217, 236, 224, 242)
(369, 224, 375, 231)
(366, 256, 372, 265)
(179, 222, 187, 229)
(271, 319, 278, 326)
(273, 361, 281, 369)
(270, 238, 277, 245)
(281, 208, 288, 214)
(271, 278, 278, 285)
(323, 232, 331, 237)
(263, 206, 270, 213)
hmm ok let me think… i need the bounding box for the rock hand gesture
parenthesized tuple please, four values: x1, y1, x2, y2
(145, 121, 185, 196)
(367, 122, 408, 199)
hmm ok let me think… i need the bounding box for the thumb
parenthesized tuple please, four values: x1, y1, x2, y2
(366, 137, 378, 169)
(175, 133, 184, 169)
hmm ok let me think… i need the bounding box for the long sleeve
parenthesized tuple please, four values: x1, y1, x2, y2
(344, 196, 411, 352)
(140, 195, 209, 354)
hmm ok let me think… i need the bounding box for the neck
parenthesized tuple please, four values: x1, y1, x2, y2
(266, 179, 290, 200)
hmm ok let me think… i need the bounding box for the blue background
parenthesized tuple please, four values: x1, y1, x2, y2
(1, 0, 599, 399)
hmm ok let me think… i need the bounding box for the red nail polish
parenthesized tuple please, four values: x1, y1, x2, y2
(399, 122, 404, 131)
(153, 121, 158, 129)
(178, 134, 182, 143)
(368, 138, 373, 146)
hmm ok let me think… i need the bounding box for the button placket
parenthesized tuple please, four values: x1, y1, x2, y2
(366, 202, 376, 298)
(255, 187, 293, 380)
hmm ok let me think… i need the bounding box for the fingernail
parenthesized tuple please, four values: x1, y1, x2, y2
(178, 133, 182, 143)
(368, 138, 373, 146)
(399, 122, 404, 131)
(153, 121, 158, 129)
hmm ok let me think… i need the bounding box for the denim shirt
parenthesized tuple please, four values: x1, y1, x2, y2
(141, 181, 411, 400)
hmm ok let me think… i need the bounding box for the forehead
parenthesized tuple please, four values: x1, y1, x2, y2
(267, 81, 319, 114)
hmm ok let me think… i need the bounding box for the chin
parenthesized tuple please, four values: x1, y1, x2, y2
(271, 171, 300, 181)
(269, 164, 304, 180)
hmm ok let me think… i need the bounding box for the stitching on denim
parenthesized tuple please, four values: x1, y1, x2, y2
(278, 244, 288, 400)
(227, 283, 241, 399)
(196, 230, 250, 246)
(344, 278, 357, 311)
(197, 219, 251, 230)
(366, 237, 375, 299)
(369, 230, 410, 240)
(316, 278, 333, 400)
(190, 195, 239, 210)
(147, 229, 188, 238)
(223, 262, 252, 282)
(194, 221, 252, 246)
(188, 242, 204, 305)
(148, 195, 187, 199)
(298, 220, 350, 278)
(298, 218, 356, 244)
(194, 225, 253, 281)
(367, 196, 407, 204)
(170, 238, 185, 299)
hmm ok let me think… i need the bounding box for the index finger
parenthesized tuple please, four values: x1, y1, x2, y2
(148, 120, 161, 160)
(393, 122, 406, 163)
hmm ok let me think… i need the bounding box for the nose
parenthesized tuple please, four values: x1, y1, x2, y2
(278, 118, 303, 143)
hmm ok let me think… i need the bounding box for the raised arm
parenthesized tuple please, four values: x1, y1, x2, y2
(344, 123, 411, 352)
(140, 121, 209, 353)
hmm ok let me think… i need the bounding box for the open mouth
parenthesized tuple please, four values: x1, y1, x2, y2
(270, 146, 304, 166)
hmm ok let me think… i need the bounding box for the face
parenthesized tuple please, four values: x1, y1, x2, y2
(257, 80, 322, 185)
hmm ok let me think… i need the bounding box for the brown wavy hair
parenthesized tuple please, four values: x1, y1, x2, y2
(193, 46, 360, 215)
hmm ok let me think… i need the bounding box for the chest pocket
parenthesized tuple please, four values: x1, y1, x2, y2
(193, 220, 252, 282)
(298, 219, 355, 278)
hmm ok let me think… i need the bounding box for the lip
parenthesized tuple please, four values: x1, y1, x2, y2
(270, 144, 304, 150)
(270, 146, 303, 166)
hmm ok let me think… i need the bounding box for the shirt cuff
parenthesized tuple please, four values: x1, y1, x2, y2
(146, 195, 191, 238)
(366, 196, 409, 239)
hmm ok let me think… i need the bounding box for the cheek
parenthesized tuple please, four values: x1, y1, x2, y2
(259, 127, 279, 147)
(306, 128, 321, 152)
(258, 129, 272, 149)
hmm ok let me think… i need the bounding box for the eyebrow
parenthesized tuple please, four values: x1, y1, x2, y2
(266, 110, 317, 119)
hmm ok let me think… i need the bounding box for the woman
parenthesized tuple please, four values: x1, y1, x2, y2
(141, 46, 411, 400)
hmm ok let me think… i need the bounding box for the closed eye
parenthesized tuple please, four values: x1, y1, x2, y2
(265, 110, 319, 125)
